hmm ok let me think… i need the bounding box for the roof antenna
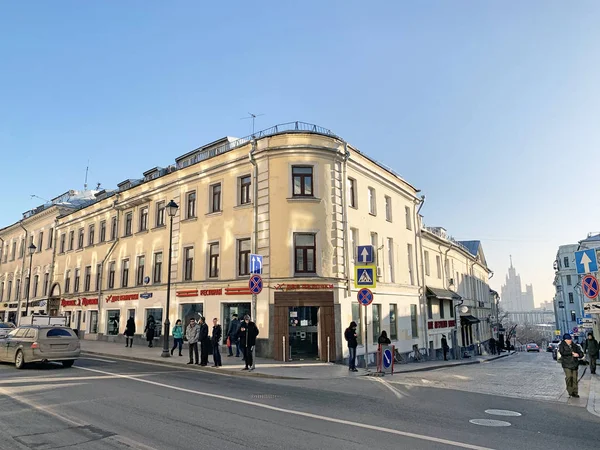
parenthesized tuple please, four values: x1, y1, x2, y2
(241, 112, 265, 136)
(30, 194, 50, 203)
(84, 160, 89, 190)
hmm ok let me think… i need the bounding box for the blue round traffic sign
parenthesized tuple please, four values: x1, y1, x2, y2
(383, 348, 393, 369)
(582, 274, 599, 299)
(357, 288, 373, 306)
(249, 274, 263, 294)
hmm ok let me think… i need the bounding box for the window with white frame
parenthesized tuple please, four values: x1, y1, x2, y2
(407, 244, 415, 285)
(368, 187, 376, 215)
(424, 251, 430, 276)
(405, 206, 412, 230)
(387, 238, 395, 283)
(385, 196, 392, 222)
(186, 192, 196, 219)
(347, 178, 357, 208)
(350, 228, 358, 262)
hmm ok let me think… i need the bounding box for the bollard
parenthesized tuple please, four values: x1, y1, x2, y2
(283, 335, 286, 362)
(327, 336, 330, 363)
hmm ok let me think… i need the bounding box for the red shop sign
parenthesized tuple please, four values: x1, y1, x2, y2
(106, 293, 140, 303)
(176, 289, 198, 298)
(61, 297, 99, 308)
(224, 287, 252, 296)
(273, 283, 334, 291)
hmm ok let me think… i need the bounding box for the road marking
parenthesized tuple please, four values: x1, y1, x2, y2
(369, 377, 404, 399)
(469, 419, 511, 427)
(484, 409, 522, 417)
(76, 366, 495, 450)
(80, 357, 117, 363)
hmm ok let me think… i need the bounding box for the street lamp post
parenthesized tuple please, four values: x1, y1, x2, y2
(24, 243, 36, 318)
(161, 200, 179, 358)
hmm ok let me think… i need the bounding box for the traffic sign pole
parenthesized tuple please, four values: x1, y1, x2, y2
(364, 304, 369, 371)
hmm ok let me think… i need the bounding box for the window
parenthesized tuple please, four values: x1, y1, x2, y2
(407, 244, 415, 285)
(292, 166, 313, 197)
(139, 207, 148, 232)
(385, 196, 392, 222)
(11, 241, 16, 260)
(24, 277, 30, 300)
(566, 275, 572, 286)
(294, 233, 316, 273)
(88, 225, 95, 246)
(100, 221, 106, 243)
(47, 328, 74, 338)
(563, 257, 569, 268)
(568, 292, 574, 303)
(237, 238, 251, 276)
(121, 259, 129, 288)
(405, 206, 412, 230)
(350, 228, 358, 262)
(352, 303, 362, 343)
(389, 304, 398, 340)
(387, 238, 395, 283)
(210, 183, 222, 213)
(137, 256, 146, 286)
(96, 264, 102, 290)
(68, 231, 74, 251)
(183, 247, 194, 281)
(570, 310, 576, 322)
(48, 228, 53, 249)
(43, 273, 49, 296)
(0, 282, 3, 302)
(110, 216, 117, 240)
(424, 251, 430, 276)
(74, 269, 80, 293)
(78, 228, 84, 249)
(124, 212, 133, 236)
(15, 279, 20, 300)
(65, 270, 71, 293)
(240, 175, 251, 205)
(19, 238, 25, 258)
(347, 178, 357, 208)
(372, 304, 381, 343)
(436, 255, 442, 279)
(84, 266, 91, 292)
(450, 301, 454, 318)
(37, 232, 43, 252)
(439, 299, 445, 319)
(368, 187, 376, 215)
(370, 233, 378, 264)
(427, 299, 433, 319)
(153, 252, 163, 283)
(209, 244, 219, 278)
(186, 191, 196, 219)
(59, 234, 66, 253)
(108, 262, 115, 289)
(33, 275, 39, 298)
(410, 304, 418, 338)
(156, 201, 165, 227)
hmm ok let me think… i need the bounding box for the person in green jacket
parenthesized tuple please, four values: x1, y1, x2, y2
(170, 319, 184, 356)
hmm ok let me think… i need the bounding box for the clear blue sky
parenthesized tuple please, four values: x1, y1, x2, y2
(2, 1, 600, 305)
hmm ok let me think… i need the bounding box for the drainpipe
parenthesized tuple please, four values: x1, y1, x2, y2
(0, 237, 4, 270)
(16, 222, 29, 322)
(47, 218, 59, 315)
(249, 139, 259, 367)
(97, 197, 121, 336)
(414, 195, 428, 354)
(341, 143, 351, 298)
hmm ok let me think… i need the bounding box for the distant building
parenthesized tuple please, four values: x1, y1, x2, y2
(500, 257, 535, 312)
(537, 300, 553, 311)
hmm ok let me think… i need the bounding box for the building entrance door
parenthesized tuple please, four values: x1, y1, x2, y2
(288, 306, 319, 360)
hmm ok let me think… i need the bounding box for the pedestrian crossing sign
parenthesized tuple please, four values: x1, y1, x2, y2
(354, 265, 376, 288)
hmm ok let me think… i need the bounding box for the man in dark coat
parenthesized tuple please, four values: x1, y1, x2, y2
(558, 333, 582, 398)
(441, 335, 449, 361)
(227, 314, 241, 357)
(583, 332, 599, 375)
(198, 317, 210, 366)
(238, 315, 259, 370)
(124, 316, 136, 348)
(344, 321, 358, 372)
(211, 318, 222, 367)
(489, 337, 496, 356)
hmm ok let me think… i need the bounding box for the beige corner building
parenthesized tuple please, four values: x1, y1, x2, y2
(1, 122, 495, 364)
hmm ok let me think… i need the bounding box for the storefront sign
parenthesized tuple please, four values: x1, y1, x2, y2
(176, 289, 198, 298)
(224, 287, 252, 296)
(61, 297, 99, 307)
(273, 283, 334, 291)
(105, 294, 139, 303)
(427, 319, 456, 330)
(200, 289, 222, 296)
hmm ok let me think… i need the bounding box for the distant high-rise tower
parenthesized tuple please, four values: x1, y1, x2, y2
(500, 256, 535, 311)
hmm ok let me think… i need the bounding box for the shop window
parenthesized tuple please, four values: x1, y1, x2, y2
(180, 304, 203, 328)
(146, 308, 163, 338)
(222, 303, 251, 340)
(89, 311, 98, 334)
(389, 304, 398, 340)
(107, 310, 120, 336)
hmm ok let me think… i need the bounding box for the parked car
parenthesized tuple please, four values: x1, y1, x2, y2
(0, 322, 16, 338)
(526, 343, 540, 352)
(0, 325, 80, 369)
(547, 341, 560, 352)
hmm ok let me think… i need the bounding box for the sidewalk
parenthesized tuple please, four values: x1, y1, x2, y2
(380, 351, 515, 375)
(588, 373, 600, 418)
(80, 340, 358, 380)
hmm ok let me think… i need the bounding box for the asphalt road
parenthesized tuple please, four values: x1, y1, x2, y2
(0, 353, 597, 450)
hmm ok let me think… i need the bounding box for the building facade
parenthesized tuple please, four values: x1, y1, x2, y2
(500, 258, 534, 312)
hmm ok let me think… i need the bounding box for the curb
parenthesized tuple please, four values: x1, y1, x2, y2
(384, 351, 515, 374)
(81, 350, 304, 380)
(587, 375, 600, 418)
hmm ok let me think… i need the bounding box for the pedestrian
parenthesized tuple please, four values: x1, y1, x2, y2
(211, 318, 223, 367)
(186, 317, 200, 365)
(145, 315, 156, 348)
(583, 332, 599, 375)
(124, 316, 136, 348)
(378, 331, 391, 345)
(441, 335, 449, 361)
(344, 321, 358, 372)
(171, 319, 184, 356)
(199, 316, 210, 366)
(227, 314, 241, 357)
(238, 315, 259, 371)
(489, 337, 496, 356)
(558, 333, 582, 398)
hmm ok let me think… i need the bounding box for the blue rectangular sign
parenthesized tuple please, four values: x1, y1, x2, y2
(250, 254, 263, 274)
(575, 249, 598, 275)
(357, 245, 375, 264)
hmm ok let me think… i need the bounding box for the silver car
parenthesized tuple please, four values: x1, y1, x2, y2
(0, 322, 15, 338)
(0, 325, 80, 369)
